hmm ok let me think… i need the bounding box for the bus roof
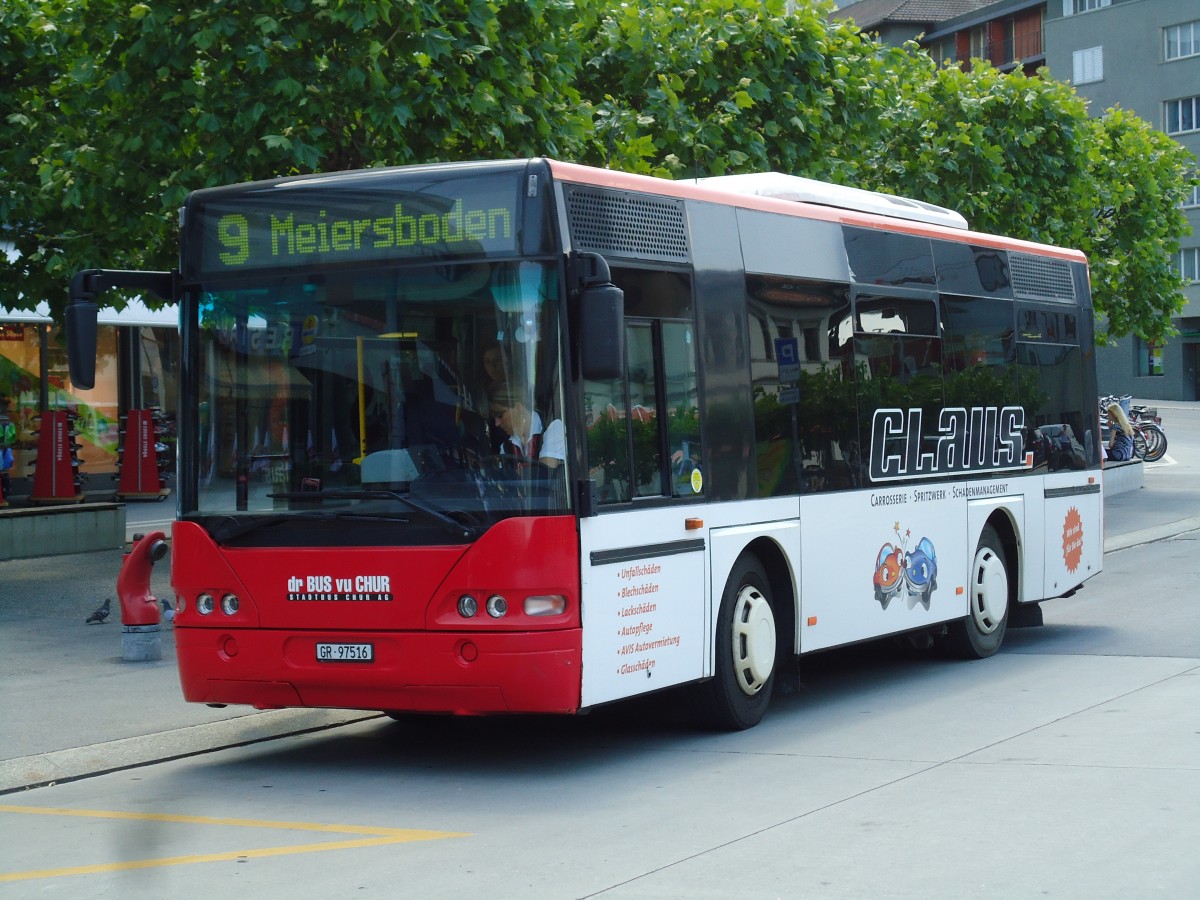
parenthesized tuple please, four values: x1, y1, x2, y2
(691, 172, 969, 231)
(544, 159, 1086, 264)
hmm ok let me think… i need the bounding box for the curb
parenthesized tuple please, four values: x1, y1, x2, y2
(0, 709, 380, 795)
(1104, 515, 1200, 553)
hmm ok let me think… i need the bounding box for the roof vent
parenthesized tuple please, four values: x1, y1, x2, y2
(565, 187, 689, 262)
(693, 172, 969, 230)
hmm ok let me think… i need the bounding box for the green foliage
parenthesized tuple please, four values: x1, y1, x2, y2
(1, 0, 594, 313)
(576, 0, 898, 182)
(864, 60, 1196, 344)
(1, 0, 1194, 345)
(1083, 107, 1196, 343)
(866, 61, 1094, 248)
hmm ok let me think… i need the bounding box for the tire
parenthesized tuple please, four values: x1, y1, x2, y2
(1140, 424, 1167, 463)
(943, 524, 1010, 659)
(694, 554, 777, 730)
(1131, 428, 1148, 460)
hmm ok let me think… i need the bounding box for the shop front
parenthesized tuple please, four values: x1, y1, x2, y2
(0, 299, 178, 503)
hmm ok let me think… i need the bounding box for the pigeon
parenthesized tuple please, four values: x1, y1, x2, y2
(85, 598, 111, 625)
(161, 597, 175, 624)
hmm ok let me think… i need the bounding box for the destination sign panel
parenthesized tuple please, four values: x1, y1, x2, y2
(188, 172, 523, 278)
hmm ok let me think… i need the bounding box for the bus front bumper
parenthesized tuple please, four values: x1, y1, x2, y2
(175, 627, 583, 715)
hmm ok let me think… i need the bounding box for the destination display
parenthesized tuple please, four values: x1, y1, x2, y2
(187, 173, 523, 278)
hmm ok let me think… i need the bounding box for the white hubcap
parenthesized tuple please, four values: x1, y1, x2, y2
(970, 546, 1008, 634)
(731, 585, 775, 695)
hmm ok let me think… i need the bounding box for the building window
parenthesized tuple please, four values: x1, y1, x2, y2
(1072, 46, 1104, 84)
(1176, 247, 1200, 283)
(1137, 339, 1164, 377)
(929, 39, 954, 67)
(1014, 11, 1044, 61)
(1166, 97, 1200, 135)
(969, 26, 986, 59)
(1064, 0, 1111, 15)
(1182, 183, 1200, 209)
(1165, 20, 1200, 61)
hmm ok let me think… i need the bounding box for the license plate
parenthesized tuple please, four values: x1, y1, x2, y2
(316, 642, 374, 662)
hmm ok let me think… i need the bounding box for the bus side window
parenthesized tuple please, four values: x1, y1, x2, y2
(586, 266, 701, 504)
(663, 321, 701, 498)
(626, 322, 662, 497)
(584, 374, 631, 504)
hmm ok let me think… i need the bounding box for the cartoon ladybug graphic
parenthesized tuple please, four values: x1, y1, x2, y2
(873, 524, 938, 611)
(903, 536, 938, 610)
(873, 543, 905, 610)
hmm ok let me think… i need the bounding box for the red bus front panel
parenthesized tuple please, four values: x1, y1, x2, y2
(171, 517, 583, 714)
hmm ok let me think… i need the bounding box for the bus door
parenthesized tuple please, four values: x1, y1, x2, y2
(1015, 307, 1103, 596)
(578, 305, 708, 707)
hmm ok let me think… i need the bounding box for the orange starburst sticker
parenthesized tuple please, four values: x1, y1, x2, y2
(1062, 506, 1083, 573)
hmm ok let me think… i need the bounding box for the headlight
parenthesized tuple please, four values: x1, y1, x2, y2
(485, 595, 508, 618)
(457, 595, 478, 618)
(220, 593, 239, 615)
(196, 593, 215, 615)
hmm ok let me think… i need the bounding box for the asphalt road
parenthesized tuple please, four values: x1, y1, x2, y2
(1, 403, 1197, 897)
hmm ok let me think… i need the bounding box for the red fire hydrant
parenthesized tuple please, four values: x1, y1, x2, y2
(118, 530, 169, 660)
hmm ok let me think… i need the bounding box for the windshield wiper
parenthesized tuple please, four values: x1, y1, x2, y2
(267, 490, 478, 540)
(209, 514, 289, 543)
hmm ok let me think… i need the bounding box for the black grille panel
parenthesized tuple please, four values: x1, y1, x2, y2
(1009, 251, 1076, 304)
(565, 187, 689, 262)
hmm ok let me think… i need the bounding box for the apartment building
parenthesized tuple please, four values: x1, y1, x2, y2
(1045, 0, 1199, 400)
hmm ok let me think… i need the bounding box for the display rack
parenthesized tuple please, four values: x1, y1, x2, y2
(115, 408, 172, 501)
(30, 410, 85, 504)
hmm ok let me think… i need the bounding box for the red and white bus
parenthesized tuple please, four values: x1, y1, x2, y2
(68, 158, 1103, 729)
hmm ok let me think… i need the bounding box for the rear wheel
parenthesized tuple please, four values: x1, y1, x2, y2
(694, 554, 776, 730)
(943, 524, 1010, 659)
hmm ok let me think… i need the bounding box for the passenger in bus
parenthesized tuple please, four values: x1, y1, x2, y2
(1106, 402, 1135, 461)
(481, 344, 506, 395)
(488, 383, 564, 469)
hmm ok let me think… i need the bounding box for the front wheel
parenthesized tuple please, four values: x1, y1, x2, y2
(1140, 424, 1168, 463)
(693, 554, 777, 730)
(943, 524, 1010, 659)
(1131, 428, 1148, 460)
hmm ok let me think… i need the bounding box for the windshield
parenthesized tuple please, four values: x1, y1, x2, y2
(188, 260, 568, 543)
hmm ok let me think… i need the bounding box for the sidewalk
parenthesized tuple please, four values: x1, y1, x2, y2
(2, 403, 1197, 794)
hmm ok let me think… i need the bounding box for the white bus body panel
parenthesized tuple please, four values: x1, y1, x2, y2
(797, 487, 971, 651)
(579, 506, 709, 707)
(578, 476, 1100, 704)
(579, 498, 797, 707)
(1041, 473, 1102, 597)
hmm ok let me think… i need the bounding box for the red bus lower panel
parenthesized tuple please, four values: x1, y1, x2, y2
(176, 627, 583, 715)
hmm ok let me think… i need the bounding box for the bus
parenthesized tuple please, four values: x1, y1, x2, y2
(66, 158, 1103, 729)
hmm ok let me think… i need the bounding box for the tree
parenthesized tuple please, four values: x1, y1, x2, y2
(864, 58, 1196, 345)
(865, 59, 1095, 248)
(576, 2, 1194, 344)
(3, 0, 1193, 342)
(1083, 107, 1195, 344)
(575, 0, 903, 183)
(1, 0, 595, 316)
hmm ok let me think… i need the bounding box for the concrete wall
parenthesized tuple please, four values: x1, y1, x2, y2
(0, 503, 127, 561)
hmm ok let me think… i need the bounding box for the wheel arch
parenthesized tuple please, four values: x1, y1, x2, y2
(741, 536, 797, 659)
(982, 508, 1020, 606)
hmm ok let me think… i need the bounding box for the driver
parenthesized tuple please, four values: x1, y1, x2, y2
(488, 384, 564, 469)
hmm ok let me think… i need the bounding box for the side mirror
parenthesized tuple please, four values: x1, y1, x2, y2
(574, 253, 624, 381)
(64, 268, 176, 391)
(65, 300, 99, 390)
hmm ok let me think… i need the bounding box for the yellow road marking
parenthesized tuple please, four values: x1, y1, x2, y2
(0, 804, 468, 883)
